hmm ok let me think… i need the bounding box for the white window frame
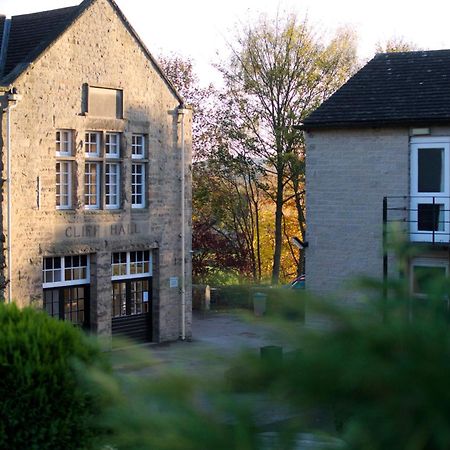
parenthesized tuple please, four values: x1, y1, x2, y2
(131, 163, 146, 209)
(105, 162, 121, 209)
(410, 137, 450, 243)
(56, 130, 73, 157)
(105, 132, 120, 158)
(410, 258, 449, 297)
(43, 255, 90, 289)
(132, 134, 145, 159)
(56, 160, 72, 210)
(84, 161, 101, 209)
(111, 251, 152, 281)
(85, 131, 101, 157)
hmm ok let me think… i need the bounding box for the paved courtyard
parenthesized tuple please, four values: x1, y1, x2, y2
(112, 311, 289, 376)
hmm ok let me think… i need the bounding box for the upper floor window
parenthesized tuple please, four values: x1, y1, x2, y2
(56, 130, 73, 156)
(410, 137, 450, 243)
(56, 130, 74, 210)
(84, 131, 122, 210)
(106, 132, 120, 158)
(85, 131, 101, 157)
(132, 134, 145, 159)
(131, 134, 147, 209)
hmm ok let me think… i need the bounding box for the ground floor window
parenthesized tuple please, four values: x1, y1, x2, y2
(43, 286, 89, 327)
(43, 255, 90, 327)
(111, 251, 152, 318)
(410, 258, 448, 296)
(112, 279, 150, 317)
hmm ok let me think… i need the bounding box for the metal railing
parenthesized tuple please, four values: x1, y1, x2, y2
(383, 195, 450, 245)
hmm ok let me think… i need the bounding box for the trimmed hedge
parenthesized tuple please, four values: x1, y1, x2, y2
(0, 303, 107, 450)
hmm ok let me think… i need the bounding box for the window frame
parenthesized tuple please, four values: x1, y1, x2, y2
(56, 160, 73, 210)
(131, 162, 146, 209)
(410, 137, 450, 243)
(56, 129, 75, 210)
(410, 257, 449, 297)
(105, 132, 121, 158)
(131, 134, 145, 159)
(84, 161, 102, 210)
(85, 131, 101, 157)
(105, 162, 121, 209)
(43, 255, 90, 289)
(111, 250, 152, 281)
(56, 129, 73, 157)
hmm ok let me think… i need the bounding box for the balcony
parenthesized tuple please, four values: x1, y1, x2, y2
(384, 196, 450, 245)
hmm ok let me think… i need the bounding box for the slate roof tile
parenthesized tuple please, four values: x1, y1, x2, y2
(2, 6, 80, 77)
(303, 50, 450, 129)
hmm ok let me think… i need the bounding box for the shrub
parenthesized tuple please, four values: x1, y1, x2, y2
(0, 303, 107, 450)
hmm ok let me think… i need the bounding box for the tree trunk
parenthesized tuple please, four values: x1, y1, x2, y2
(271, 171, 284, 284)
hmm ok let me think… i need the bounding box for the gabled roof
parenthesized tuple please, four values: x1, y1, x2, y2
(0, 4, 84, 83)
(0, 0, 183, 103)
(302, 49, 450, 130)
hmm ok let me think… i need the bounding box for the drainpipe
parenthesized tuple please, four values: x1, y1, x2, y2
(4, 87, 21, 303)
(178, 105, 187, 340)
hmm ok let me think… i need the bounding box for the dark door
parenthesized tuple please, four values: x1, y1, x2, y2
(111, 278, 152, 342)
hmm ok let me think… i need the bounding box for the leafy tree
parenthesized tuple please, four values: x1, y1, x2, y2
(375, 37, 420, 53)
(218, 17, 358, 283)
(158, 53, 218, 160)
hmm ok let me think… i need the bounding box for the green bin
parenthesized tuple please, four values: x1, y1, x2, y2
(253, 292, 267, 316)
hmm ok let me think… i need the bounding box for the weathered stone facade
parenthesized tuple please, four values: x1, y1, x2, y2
(0, 0, 192, 343)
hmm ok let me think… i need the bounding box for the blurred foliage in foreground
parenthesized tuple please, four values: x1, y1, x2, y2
(4, 264, 449, 449)
(0, 303, 109, 450)
(92, 266, 450, 450)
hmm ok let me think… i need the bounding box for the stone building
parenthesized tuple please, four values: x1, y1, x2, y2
(303, 50, 450, 298)
(0, 0, 192, 343)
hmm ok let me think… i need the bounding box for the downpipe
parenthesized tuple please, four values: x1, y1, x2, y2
(4, 87, 21, 303)
(178, 105, 187, 340)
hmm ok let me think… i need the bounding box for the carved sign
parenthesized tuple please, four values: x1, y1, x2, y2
(64, 223, 141, 239)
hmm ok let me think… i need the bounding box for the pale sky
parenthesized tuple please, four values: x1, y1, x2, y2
(2, 0, 450, 85)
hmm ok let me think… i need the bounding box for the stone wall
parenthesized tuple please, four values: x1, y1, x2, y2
(0, 0, 192, 342)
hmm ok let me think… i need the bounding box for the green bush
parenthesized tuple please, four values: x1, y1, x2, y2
(0, 303, 107, 450)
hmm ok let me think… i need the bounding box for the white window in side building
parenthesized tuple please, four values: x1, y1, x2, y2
(56, 130, 74, 209)
(84, 131, 121, 210)
(43, 255, 90, 327)
(411, 258, 448, 297)
(111, 251, 152, 317)
(410, 137, 450, 242)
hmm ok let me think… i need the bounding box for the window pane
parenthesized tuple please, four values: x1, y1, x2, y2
(418, 148, 444, 193)
(85, 132, 100, 156)
(56, 130, 72, 155)
(85, 162, 100, 208)
(132, 134, 145, 158)
(417, 204, 445, 231)
(106, 133, 120, 157)
(56, 161, 72, 209)
(105, 163, 120, 208)
(132, 163, 145, 207)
